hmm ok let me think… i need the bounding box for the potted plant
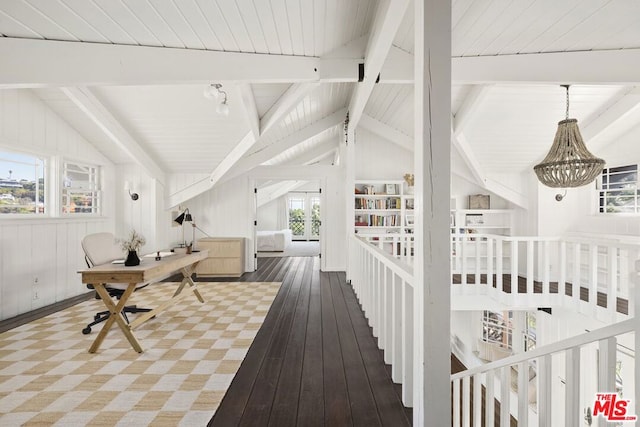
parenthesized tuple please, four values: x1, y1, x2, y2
(120, 229, 146, 266)
(404, 173, 414, 194)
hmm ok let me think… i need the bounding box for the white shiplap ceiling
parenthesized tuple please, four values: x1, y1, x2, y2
(2, 0, 640, 206)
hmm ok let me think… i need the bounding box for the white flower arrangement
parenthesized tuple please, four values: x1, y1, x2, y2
(120, 229, 146, 252)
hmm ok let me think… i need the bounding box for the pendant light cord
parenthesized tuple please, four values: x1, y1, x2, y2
(562, 84, 570, 120)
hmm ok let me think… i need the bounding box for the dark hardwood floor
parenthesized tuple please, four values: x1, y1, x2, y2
(208, 256, 412, 427)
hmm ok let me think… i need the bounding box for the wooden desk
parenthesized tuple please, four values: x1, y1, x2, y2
(78, 250, 208, 353)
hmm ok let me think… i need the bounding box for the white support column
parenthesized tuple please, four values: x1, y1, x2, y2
(414, 0, 451, 425)
(345, 120, 355, 283)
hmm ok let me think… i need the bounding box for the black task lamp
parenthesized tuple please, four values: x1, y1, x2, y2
(173, 208, 211, 251)
(173, 208, 193, 248)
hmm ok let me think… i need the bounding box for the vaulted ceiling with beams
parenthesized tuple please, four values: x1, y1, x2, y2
(1, 0, 640, 207)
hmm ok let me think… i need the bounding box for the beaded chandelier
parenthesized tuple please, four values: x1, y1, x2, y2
(534, 85, 605, 188)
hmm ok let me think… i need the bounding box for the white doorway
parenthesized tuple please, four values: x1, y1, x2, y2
(253, 179, 324, 270)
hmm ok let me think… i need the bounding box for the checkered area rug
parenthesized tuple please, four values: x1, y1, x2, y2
(0, 281, 280, 426)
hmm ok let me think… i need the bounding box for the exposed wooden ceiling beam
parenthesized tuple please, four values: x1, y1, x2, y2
(221, 108, 347, 183)
(260, 83, 320, 135)
(452, 119, 529, 209)
(583, 86, 640, 150)
(238, 84, 260, 139)
(359, 114, 413, 151)
(273, 138, 339, 166)
(257, 180, 308, 207)
(0, 37, 406, 87)
(452, 85, 492, 135)
(453, 49, 640, 84)
(61, 87, 166, 186)
(347, 0, 411, 128)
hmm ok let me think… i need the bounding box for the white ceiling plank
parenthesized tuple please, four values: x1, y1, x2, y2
(234, 0, 269, 53)
(347, 0, 410, 128)
(223, 108, 347, 183)
(124, 0, 185, 48)
(92, 0, 163, 47)
(453, 49, 640, 84)
(453, 85, 492, 135)
(25, 0, 110, 43)
(3, 0, 77, 41)
(260, 83, 320, 135)
(211, 0, 255, 52)
(171, 0, 224, 51)
(0, 38, 322, 87)
(238, 84, 260, 139)
(61, 87, 166, 186)
(53, 0, 138, 45)
(359, 114, 413, 152)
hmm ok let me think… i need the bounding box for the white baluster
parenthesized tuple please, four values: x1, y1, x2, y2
(462, 376, 470, 427)
(392, 274, 402, 383)
(453, 378, 461, 427)
(608, 247, 618, 320)
(559, 241, 566, 299)
(589, 244, 598, 316)
(485, 372, 494, 427)
(473, 373, 481, 427)
(527, 240, 534, 295)
(500, 365, 511, 427)
(402, 283, 413, 406)
(518, 361, 528, 427)
(565, 347, 580, 427)
(539, 355, 552, 427)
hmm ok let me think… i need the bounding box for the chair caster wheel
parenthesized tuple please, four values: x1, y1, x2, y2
(82, 327, 92, 335)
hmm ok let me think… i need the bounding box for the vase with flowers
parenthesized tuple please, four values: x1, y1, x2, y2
(403, 173, 415, 195)
(120, 229, 146, 266)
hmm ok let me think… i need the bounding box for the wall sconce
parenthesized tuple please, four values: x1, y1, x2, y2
(124, 181, 139, 201)
(204, 83, 230, 116)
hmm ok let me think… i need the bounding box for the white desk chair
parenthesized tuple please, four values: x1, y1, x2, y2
(81, 232, 151, 335)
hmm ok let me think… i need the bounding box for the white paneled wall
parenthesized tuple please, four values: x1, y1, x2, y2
(0, 89, 115, 320)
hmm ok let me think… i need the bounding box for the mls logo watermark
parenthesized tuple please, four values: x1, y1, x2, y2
(593, 393, 637, 422)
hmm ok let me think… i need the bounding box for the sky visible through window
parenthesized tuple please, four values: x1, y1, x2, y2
(0, 151, 41, 180)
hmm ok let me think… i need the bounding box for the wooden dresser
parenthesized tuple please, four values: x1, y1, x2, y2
(195, 237, 245, 277)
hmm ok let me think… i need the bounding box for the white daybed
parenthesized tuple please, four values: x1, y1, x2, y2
(257, 229, 292, 252)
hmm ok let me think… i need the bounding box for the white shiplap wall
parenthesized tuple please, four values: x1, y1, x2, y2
(0, 89, 115, 320)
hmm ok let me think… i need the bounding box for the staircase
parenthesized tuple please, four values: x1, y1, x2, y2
(348, 234, 640, 426)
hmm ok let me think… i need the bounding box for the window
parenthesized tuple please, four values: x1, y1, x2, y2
(598, 164, 640, 213)
(524, 312, 536, 352)
(62, 160, 101, 214)
(0, 150, 45, 215)
(482, 310, 513, 349)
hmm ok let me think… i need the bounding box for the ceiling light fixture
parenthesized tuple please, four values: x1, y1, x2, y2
(204, 83, 229, 116)
(534, 85, 605, 189)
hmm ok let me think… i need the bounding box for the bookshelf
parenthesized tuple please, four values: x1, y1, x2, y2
(450, 209, 513, 273)
(354, 180, 413, 256)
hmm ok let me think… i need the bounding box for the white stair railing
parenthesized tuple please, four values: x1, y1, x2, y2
(451, 319, 637, 427)
(349, 235, 414, 406)
(452, 234, 640, 321)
